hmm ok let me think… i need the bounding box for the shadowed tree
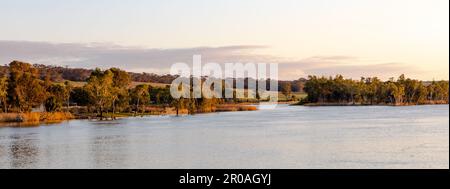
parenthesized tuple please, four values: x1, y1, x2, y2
(130, 84, 150, 116)
(45, 84, 67, 112)
(301, 74, 447, 106)
(0, 76, 8, 112)
(63, 81, 73, 110)
(280, 82, 292, 101)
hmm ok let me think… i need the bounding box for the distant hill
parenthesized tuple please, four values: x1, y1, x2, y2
(0, 64, 177, 84)
(4, 63, 442, 93)
(0, 63, 308, 92)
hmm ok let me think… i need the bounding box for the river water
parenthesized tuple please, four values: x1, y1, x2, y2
(0, 105, 448, 169)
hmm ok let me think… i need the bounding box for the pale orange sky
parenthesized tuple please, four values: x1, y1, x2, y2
(0, 0, 448, 80)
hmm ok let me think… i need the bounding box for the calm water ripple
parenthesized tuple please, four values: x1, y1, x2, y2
(0, 105, 448, 169)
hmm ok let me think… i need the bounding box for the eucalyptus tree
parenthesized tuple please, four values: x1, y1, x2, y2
(7, 61, 47, 112)
(84, 68, 114, 119)
(0, 76, 8, 112)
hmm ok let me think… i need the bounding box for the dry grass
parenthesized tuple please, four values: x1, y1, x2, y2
(20, 113, 41, 122)
(0, 112, 74, 123)
(65, 81, 170, 89)
(40, 112, 75, 121)
(0, 104, 257, 123)
(141, 104, 257, 115)
(130, 82, 170, 88)
(64, 81, 86, 87)
(0, 113, 21, 122)
(216, 104, 258, 112)
(163, 107, 189, 115)
(277, 92, 307, 102)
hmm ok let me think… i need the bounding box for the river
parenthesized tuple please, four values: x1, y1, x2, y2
(0, 104, 448, 169)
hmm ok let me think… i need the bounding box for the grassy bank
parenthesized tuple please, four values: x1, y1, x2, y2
(0, 104, 258, 124)
(295, 101, 449, 106)
(0, 112, 74, 123)
(215, 104, 258, 112)
(70, 104, 259, 119)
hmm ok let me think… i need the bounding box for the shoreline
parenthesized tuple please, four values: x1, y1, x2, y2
(0, 104, 259, 125)
(294, 102, 449, 107)
(1, 102, 447, 126)
(0, 112, 74, 123)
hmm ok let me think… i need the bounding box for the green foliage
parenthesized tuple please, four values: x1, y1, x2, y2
(45, 96, 61, 112)
(71, 87, 93, 106)
(280, 82, 292, 100)
(150, 86, 173, 104)
(0, 76, 8, 112)
(2, 61, 447, 116)
(170, 98, 185, 116)
(45, 84, 68, 112)
(84, 68, 115, 116)
(304, 74, 449, 105)
(110, 68, 131, 113)
(7, 61, 47, 112)
(130, 84, 150, 114)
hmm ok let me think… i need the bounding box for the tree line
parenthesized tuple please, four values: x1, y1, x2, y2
(0, 61, 235, 118)
(0, 64, 178, 83)
(0, 61, 73, 113)
(2, 65, 308, 93)
(1, 61, 447, 117)
(302, 75, 449, 105)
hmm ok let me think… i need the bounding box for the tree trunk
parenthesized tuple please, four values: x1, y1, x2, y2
(112, 99, 116, 120)
(99, 107, 103, 120)
(1, 100, 7, 113)
(177, 100, 181, 116)
(134, 98, 139, 117)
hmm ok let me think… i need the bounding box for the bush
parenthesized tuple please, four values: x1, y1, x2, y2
(0, 112, 74, 123)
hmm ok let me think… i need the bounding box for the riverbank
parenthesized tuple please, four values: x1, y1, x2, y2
(0, 112, 75, 123)
(72, 104, 258, 119)
(295, 101, 449, 106)
(0, 104, 259, 124)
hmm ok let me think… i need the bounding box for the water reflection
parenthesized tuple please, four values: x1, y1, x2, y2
(0, 122, 41, 128)
(91, 135, 129, 168)
(7, 134, 39, 168)
(0, 105, 448, 169)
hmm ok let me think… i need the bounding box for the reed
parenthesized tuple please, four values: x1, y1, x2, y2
(0, 112, 74, 123)
(215, 104, 258, 112)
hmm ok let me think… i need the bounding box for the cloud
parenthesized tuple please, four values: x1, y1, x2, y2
(273, 54, 420, 80)
(0, 40, 421, 80)
(278, 60, 420, 80)
(0, 41, 275, 74)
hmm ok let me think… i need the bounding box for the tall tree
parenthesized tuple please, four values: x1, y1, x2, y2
(109, 68, 131, 117)
(45, 84, 67, 112)
(84, 68, 114, 119)
(71, 87, 93, 107)
(280, 82, 292, 101)
(0, 76, 8, 112)
(7, 61, 47, 112)
(130, 84, 149, 116)
(63, 81, 73, 110)
(171, 97, 185, 116)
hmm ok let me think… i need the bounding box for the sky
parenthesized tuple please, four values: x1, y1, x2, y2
(0, 0, 448, 80)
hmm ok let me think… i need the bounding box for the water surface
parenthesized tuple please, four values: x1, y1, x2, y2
(0, 105, 448, 169)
